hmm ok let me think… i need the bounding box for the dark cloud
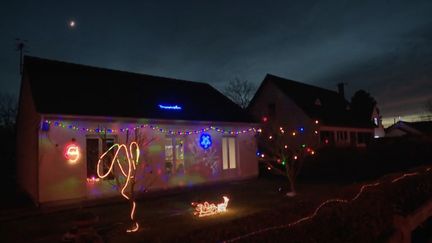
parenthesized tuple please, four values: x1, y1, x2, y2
(1, 0, 431, 120)
(318, 20, 432, 117)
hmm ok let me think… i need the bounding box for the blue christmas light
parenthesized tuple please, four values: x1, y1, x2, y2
(158, 104, 182, 110)
(299, 127, 305, 132)
(199, 133, 212, 149)
(41, 121, 50, 131)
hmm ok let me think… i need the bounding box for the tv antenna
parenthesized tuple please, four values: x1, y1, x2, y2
(15, 38, 29, 75)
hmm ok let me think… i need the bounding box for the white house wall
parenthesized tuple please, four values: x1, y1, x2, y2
(249, 81, 319, 148)
(38, 117, 258, 204)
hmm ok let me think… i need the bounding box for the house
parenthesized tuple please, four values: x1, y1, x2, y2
(385, 120, 432, 137)
(248, 74, 384, 149)
(16, 56, 259, 205)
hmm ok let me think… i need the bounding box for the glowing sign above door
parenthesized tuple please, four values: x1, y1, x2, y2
(158, 104, 182, 110)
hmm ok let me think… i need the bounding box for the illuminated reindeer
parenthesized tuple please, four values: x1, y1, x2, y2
(191, 196, 229, 217)
(97, 142, 140, 233)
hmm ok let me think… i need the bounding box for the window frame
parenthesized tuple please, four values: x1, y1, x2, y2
(85, 134, 118, 180)
(222, 136, 238, 170)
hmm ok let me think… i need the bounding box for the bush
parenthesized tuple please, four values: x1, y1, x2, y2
(299, 137, 432, 183)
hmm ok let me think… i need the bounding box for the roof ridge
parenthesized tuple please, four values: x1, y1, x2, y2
(265, 73, 339, 95)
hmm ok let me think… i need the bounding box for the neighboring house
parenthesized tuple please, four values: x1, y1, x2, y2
(385, 120, 432, 137)
(17, 56, 259, 205)
(248, 74, 384, 149)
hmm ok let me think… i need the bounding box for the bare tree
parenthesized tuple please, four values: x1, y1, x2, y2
(223, 78, 256, 109)
(258, 122, 318, 197)
(0, 92, 18, 128)
(97, 127, 156, 232)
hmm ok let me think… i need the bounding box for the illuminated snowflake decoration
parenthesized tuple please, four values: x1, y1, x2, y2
(199, 133, 212, 149)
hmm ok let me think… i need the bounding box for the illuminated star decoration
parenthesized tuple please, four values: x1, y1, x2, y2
(97, 142, 140, 233)
(199, 133, 212, 149)
(191, 196, 230, 217)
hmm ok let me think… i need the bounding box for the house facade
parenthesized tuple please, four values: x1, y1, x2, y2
(248, 74, 383, 150)
(17, 56, 259, 205)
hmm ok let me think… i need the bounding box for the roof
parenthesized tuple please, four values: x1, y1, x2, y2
(250, 74, 374, 128)
(22, 56, 254, 123)
(408, 120, 432, 134)
(386, 120, 432, 136)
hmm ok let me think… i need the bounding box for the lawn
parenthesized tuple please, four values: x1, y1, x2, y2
(1, 166, 431, 242)
(0, 176, 345, 242)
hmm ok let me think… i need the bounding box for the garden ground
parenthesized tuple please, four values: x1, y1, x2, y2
(1, 165, 431, 242)
(0, 174, 351, 242)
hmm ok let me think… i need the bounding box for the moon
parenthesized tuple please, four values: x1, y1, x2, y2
(68, 20, 76, 28)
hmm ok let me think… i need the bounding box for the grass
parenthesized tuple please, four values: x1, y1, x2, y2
(1, 165, 431, 242)
(178, 166, 432, 242)
(0, 176, 344, 242)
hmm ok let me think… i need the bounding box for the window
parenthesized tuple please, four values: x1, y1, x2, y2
(103, 138, 115, 179)
(86, 138, 99, 178)
(86, 137, 116, 179)
(336, 131, 348, 142)
(373, 117, 379, 126)
(165, 137, 185, 175)
(222, 137, 237, 170)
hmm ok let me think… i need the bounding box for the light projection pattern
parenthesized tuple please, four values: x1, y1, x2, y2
(199, 133, 212, 149)
(223, 167, 432, 242)
(64, 143, 80, 163)
(97, 142, 140, 233)
(191, 196, 230, 217)
(44, 120, 259, 136)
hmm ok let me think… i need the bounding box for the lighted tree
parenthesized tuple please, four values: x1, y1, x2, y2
(223, 78, 256, 109)
(258, 121, 319, 197)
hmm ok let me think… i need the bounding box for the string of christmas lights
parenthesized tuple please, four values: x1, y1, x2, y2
(257, 121, 319, 173)
(223, 167, 432, 242)
(191, 196, 230, 217)
(43, 120, 259, 136)
(97, 142, 140, 233)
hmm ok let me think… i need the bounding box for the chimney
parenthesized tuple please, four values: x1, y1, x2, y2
(337, 82, 345, 98)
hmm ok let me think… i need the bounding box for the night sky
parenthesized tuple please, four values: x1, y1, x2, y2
(1, 0, 431, 126)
